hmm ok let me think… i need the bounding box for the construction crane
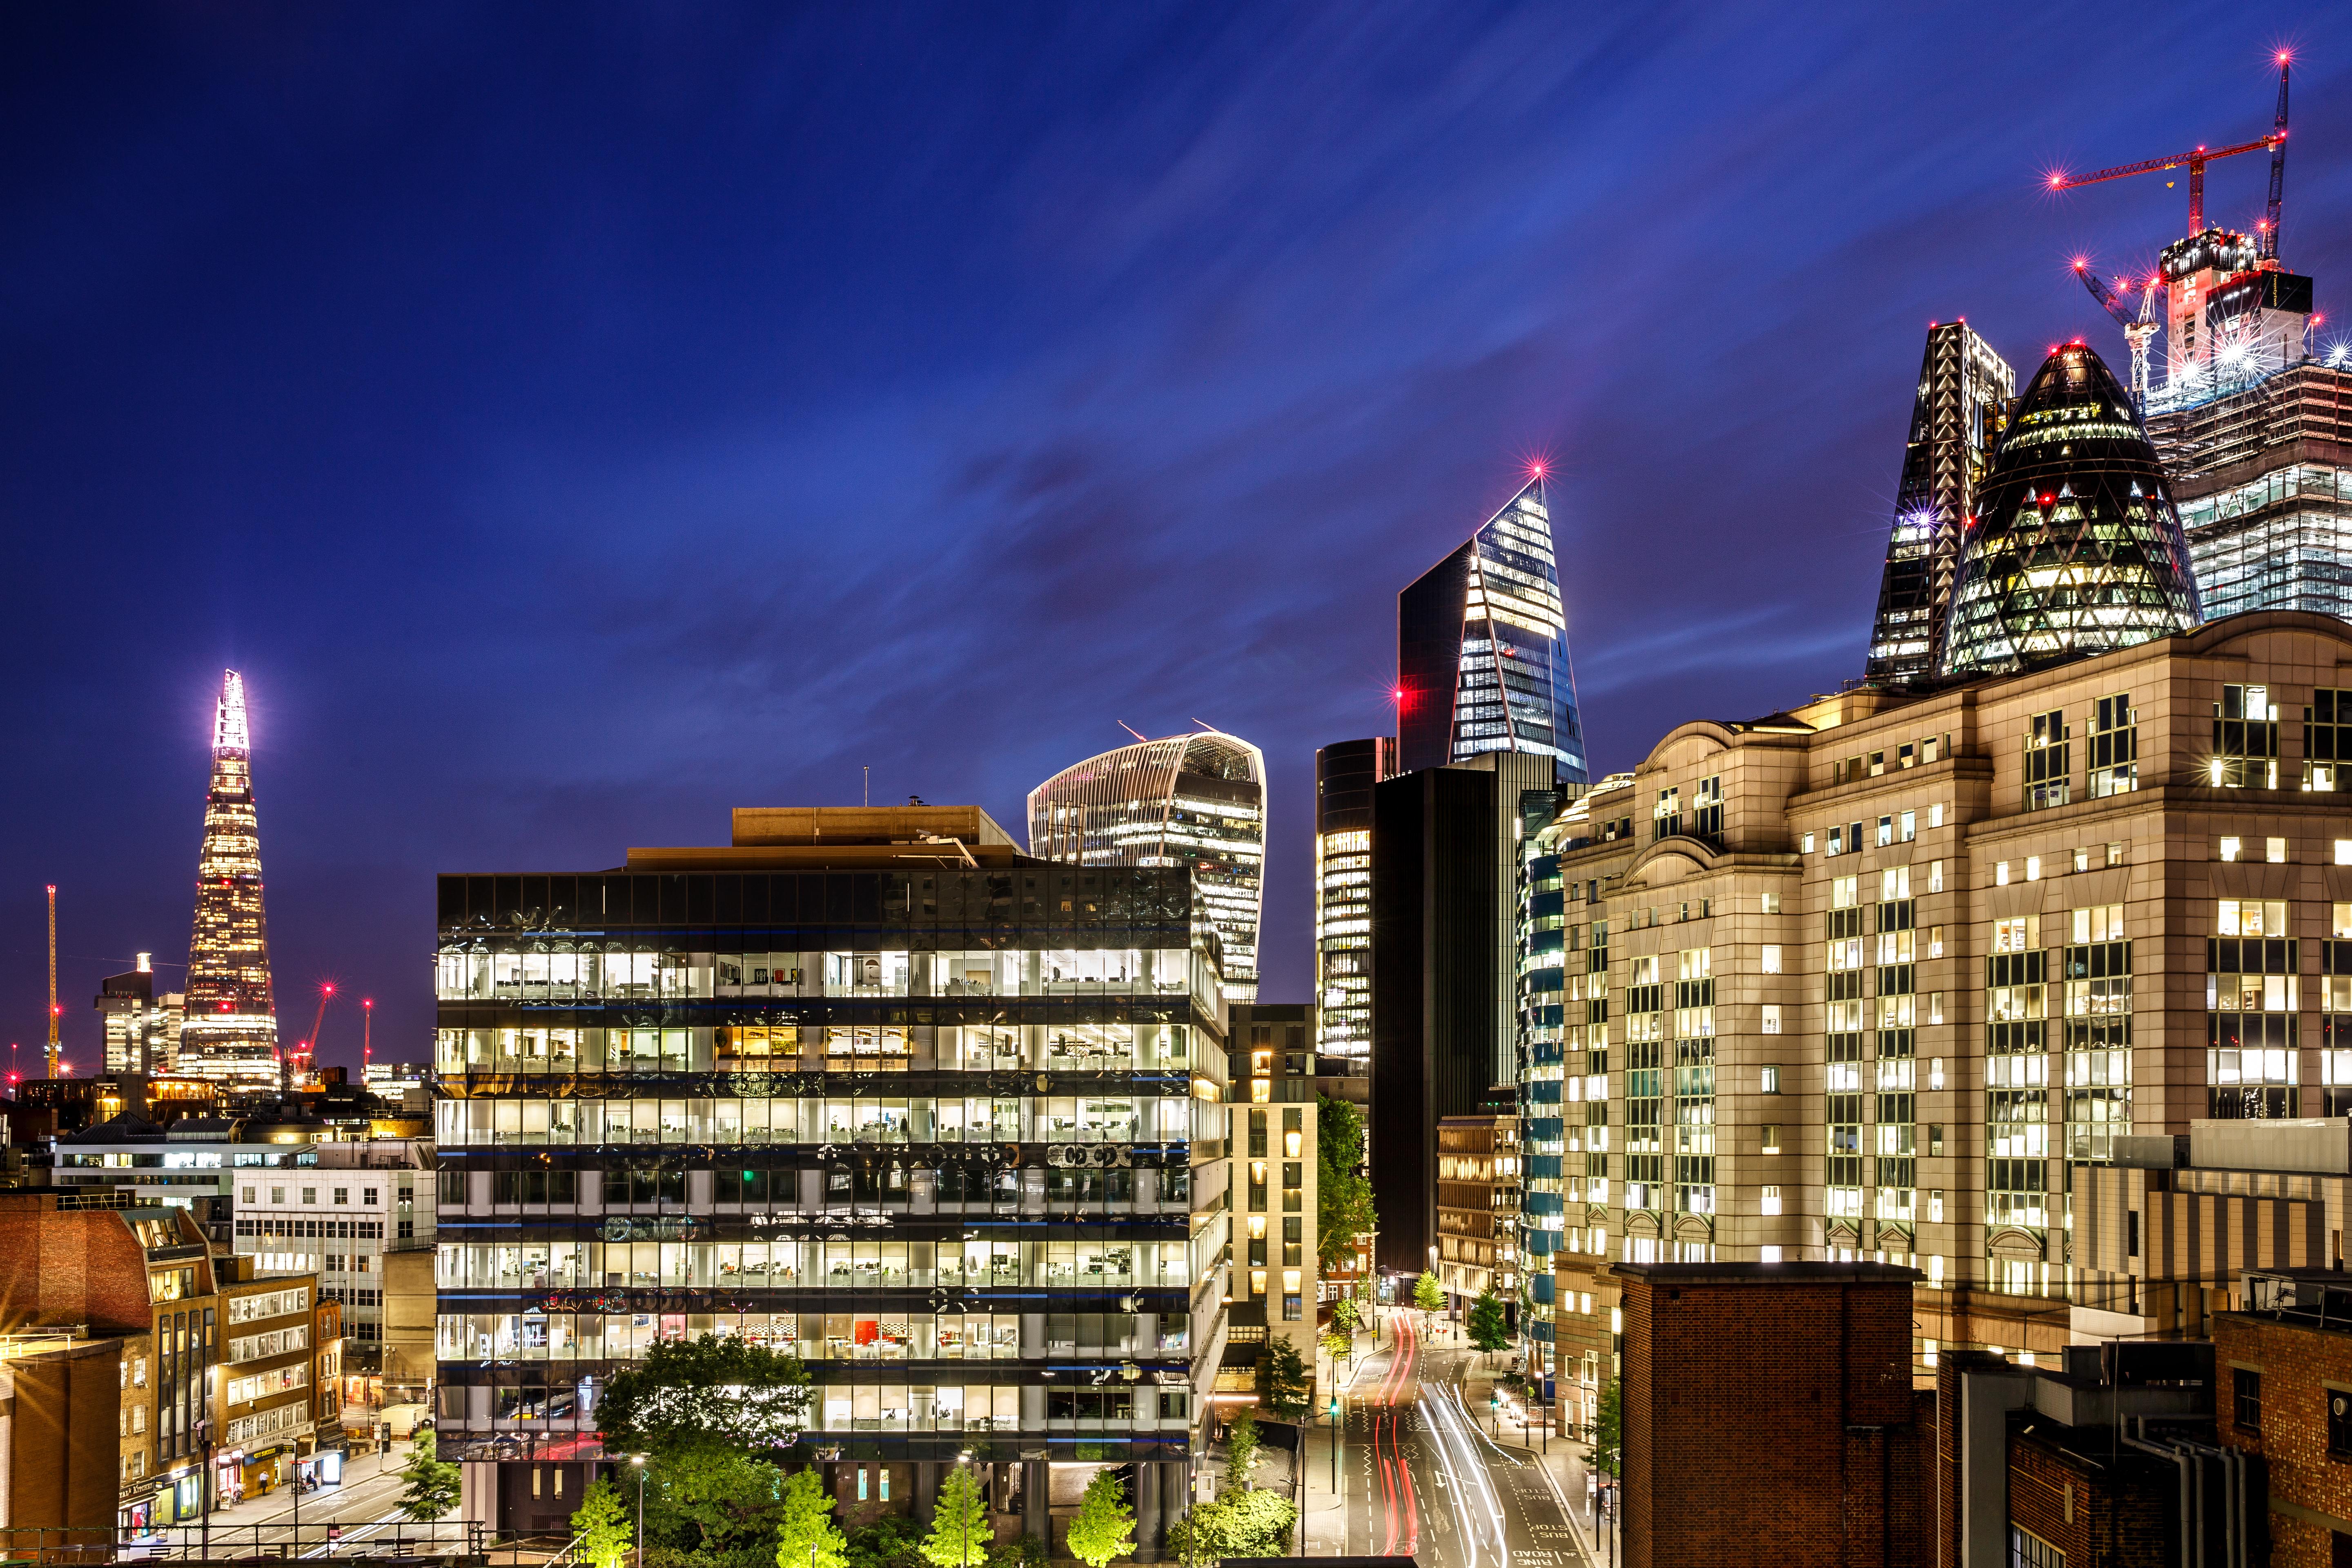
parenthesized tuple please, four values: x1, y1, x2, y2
(2262, 52, 2291, 259)
(2046, 56, 2290, 241)
(294, 980, 336, 1091)
(2071, 260, 2165, 410)
(43, 886, 58, 1079)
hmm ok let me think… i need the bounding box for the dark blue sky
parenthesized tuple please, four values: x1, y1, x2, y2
(4, 3, 2345, 1072)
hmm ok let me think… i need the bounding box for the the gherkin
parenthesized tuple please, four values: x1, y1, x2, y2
(1937, 343, 2201, 677)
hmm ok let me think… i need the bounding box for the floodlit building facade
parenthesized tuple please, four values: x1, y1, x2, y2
(431, 805, 1229, 1549)
(97, 956, 184, 1076)
(1397, 474, 1588, 785)
(1312, 738, 1394, 1062)
(179, 670, 279, 1087)
(1028, 731, 1266, 1003)
(1530, 609, 2352, 1375)
(1865, 321, 2016, 683)
(1221, 1005, 1320, 1382)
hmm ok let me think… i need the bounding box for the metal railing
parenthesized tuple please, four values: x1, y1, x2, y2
(0, 1522, 579, 1565)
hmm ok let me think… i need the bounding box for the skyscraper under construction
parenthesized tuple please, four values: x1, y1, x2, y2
(179, 670, 279, 1086)
(1863, 321, 2015, 683)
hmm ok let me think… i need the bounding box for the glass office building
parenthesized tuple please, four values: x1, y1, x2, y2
(180, 669, 281, 1087)
(1940, 344, 2200, 676)
(431, 806, 1228, 1546)
(1312, 737, 1394, 1062)
(1396, 475, 1588, 785)
(1028, 732, 1266, 1003)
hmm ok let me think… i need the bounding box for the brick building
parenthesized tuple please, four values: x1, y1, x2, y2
(1935, 1340, 2218, 1568)
(2218, 1266, 2352, 1564)
(0, 1329, 129, 1542)
(1617, 1260, 1930, 1568)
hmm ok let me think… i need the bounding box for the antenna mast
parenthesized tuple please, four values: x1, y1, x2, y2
(44, 886, 58, 1078)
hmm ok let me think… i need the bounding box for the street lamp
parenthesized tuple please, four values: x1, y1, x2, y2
(1325, 1395, 1341, 1492)
(630, 1454, 647, 1566)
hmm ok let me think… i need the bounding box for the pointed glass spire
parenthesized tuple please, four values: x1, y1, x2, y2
(180, 668, 279, 1085)
(1938, 344, 2201, 676)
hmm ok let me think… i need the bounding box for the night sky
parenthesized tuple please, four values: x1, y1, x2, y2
(4, 4, 2347, 1074)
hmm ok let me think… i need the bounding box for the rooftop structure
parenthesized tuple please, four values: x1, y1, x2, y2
(1028, 731, 1266, 1002)
(1938, 343, 2200, 675)
(1397, 474, 1588, 785)
(178, 671, 278, 1088)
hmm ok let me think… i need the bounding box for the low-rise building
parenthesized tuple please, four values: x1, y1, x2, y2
(2218, 1266, 2352, 1565)
(1435, 1098, 1519, 1317)
(214, 1260, 327, 1502)
(1221, 1005, 1322, 1409)
(234, 1140, 432, 1366)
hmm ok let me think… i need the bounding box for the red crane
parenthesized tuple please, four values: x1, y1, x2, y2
(2047, 56, 2290, 241)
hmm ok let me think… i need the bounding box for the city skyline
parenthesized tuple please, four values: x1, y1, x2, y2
(6, 8, 2352, 1070)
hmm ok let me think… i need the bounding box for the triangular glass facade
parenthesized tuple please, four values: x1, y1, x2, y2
(1397, 477, 1588, 784)
(1938, 345, 2201, 677)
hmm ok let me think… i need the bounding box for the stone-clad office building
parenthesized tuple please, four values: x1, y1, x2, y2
(1537, 610, 2352, 1362)
(431, 806, 1228, 1547)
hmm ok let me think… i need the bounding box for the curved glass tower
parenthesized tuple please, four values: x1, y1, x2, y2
(1398, 475, 1588, 784)
(1028, 731, 1266, 1002)
(1939, 344, 2201, 677)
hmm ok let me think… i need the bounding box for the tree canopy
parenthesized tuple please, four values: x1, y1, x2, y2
(1065, 1471, 1136, 1568)
(1592, 1377, 1622, 1479)
(773, 1467, 850, 1568)
(572, 1480, 631, 1568)
(1221, 1408, 1262, 1497)
(919, 1467, 991, 1568)
(1314, 1095, 1376, 1274)
(1258, 1340, 1312, 1421)
(598, 1332, 812, 1459)
(397, 1432, 461, 1522)
(1466, 1290, 1510, 1355)
(1412, 1270, 1444, 1314)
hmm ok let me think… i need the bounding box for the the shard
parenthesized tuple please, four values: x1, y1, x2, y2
(1397, 474, 1588, 785)
(179, 669, 281, 1085)
(1938, 343, 2201, 677)
(1864, 322, 2015, 683)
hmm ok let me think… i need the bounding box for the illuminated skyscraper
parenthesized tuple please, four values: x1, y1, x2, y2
(1397, 474, 1588, 785)
(1938, 344, 2201, 676)
(1028, 730, 1266, 1002)
(1864, 322, 2015, 682)
(179, 670, 279, 1085)
(1313, 737, 1394, 1061)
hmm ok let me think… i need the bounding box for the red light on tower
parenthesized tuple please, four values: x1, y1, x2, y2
(1526, 457, 1549, 480)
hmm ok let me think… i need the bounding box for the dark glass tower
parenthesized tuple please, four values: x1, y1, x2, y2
(1864, 322, 2015, 682)
(1938, 344, 2202, 677)
(1312, 737, 1395, 1062)
(1398, 476, 1588, 784)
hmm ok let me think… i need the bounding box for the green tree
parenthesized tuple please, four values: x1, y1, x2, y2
(572, 1479, 632, 1568)
(599, 1333, 812, 1461)
(1413, 1270, 1444, 1315)
(1330, 1296, 1361, 1337)
(920, 1467, 991, 1568)
(1258, 1340, 1312, 1421)
(774, 1468, 850, 1568)
(396, 1432, 461, 1522)
(1592, 1377, 1623, 1479)
(659, 1446, 789, 1554)
(1065, 1471, 1136, 1568)
(1319, 1330, 1350, 1366)
(1466, 1290, 1510, 1356)
(1314, 1095, 1377, 1273)
(1170, 1490, 1298, 1563)
(845, 1516, 923, 1568)
(1221, 1408, 1262, 1496)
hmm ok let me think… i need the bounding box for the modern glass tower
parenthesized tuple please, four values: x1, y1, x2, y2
(1028, 731, 1266, 1003)
(1864, 322, 2016, 682)
(180, 669, 280, 1086)
(1312, 737, 1394, 1062)
(1938, 344, 2201, 677)
(431, 805, 1227, 1541)
(1397, 475, 1588, 785)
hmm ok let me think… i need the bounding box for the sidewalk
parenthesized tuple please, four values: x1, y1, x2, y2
(1298, 1310, 1392, 1555)
(199, 1447, 405, 1532)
